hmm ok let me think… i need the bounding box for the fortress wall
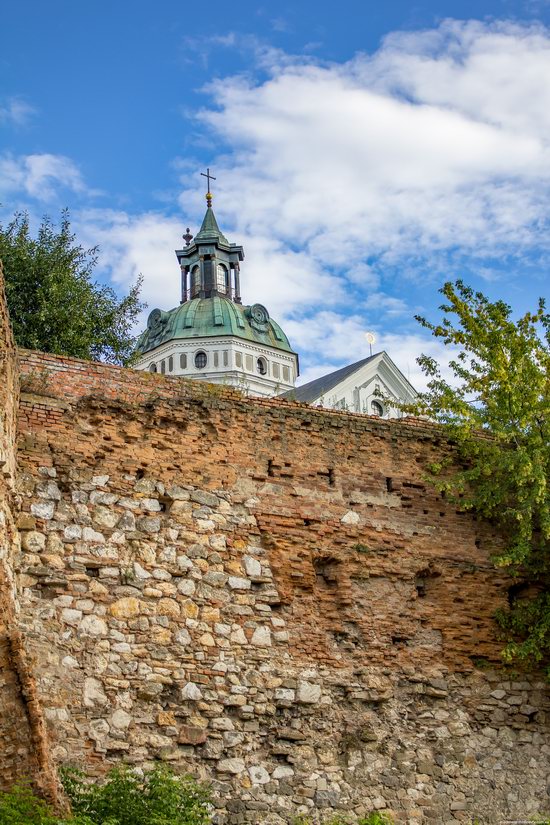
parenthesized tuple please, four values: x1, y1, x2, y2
(9, 346, 550, 823)
(0, 265, 60, 801)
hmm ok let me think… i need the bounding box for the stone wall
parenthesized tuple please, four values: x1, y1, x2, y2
(8, 346, 549, 824)
(0, 264, 60, 802)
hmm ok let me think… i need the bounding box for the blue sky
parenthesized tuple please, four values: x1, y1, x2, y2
(2, 0, 550, 387)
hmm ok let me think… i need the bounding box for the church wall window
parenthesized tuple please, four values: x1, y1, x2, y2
(272, 363, 280, 379)
(257, 357, 267, 375)
(371, 400, 384, 416)
(194, 350, 207, 369)
(245, 354, 253, 371)
(214, 351, 219, 367)
(235, 352, 242, 368)
(180, 353, 187, 369)
(149, 363, 157, 373)
(160, 360, 166, 374)
(223, 351, 228, 366)
(168, 356, 173, 372)
(282, 365, 290, 382)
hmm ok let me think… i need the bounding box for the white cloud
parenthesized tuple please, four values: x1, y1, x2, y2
(287, 308, 458, 392)
(0, 153, 87, 201)
(168, 19, 550, 387)
(364, 20, 550, 139)
(0, 97, 37, 127)
(76, 209, 184, 322)
(225, 233, 338, 318)
(181, 20, 550, 268)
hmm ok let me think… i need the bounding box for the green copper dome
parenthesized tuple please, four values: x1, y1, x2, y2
(137, 296, 294, 356)
(136, 194, 297, 371)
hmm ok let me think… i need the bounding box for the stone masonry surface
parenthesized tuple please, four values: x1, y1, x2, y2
(0, 274, 549, 822)
(0, 263, 61, 805)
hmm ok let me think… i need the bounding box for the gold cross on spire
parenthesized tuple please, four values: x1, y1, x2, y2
(200, 167, 216, 206)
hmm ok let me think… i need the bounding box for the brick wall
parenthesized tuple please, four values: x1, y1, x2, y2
(11, 345, 550, 823)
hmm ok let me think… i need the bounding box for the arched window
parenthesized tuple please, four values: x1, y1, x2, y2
(191, 266, 201, 298)
(180, 353, 187, 369)
(168, 356, 173, 372)
(216, 264, 227, 294)
(149, 363, 157, 373)
(160, 360, 166, 374)
(194, 350, 207, 369)
(371, 400, 383, 417)
(257, 357, 267, 375)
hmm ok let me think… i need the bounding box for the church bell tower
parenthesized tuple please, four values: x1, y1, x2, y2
(134, 171, 299, 397)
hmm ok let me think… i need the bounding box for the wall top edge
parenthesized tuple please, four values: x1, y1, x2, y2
(17, 347, 438, 437)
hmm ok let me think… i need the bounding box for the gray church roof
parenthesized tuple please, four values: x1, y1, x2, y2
(281, 354, 378, 403)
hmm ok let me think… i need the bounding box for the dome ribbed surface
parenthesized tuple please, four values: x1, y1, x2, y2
(137, 296, 293, 356)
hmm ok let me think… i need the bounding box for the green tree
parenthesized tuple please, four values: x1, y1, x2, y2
(0, 211, 144, 365)
(405, 280, 549, 675)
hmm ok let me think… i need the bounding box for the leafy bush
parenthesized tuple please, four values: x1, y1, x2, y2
(293, 813, 394, 825)
(0, 783, 59, 825)
(61, 764, 211, 825)
(358, 815, 394, 825)
(0, 766, 211, 825)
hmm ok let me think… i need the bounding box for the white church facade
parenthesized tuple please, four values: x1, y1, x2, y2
(283, 351, 417, 418)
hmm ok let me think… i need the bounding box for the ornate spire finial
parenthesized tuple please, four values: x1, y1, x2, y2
(182, 227, 193, 247)
(200, 167, 216, 207)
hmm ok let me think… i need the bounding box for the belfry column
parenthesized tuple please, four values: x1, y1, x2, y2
(180, 265, 188, 303)
(234, 263, 242, 304)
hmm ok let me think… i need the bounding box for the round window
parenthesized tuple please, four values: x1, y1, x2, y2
(194, 351, 207, 369)
(371, 400, 383, 416)
(257, 357, 267, 375)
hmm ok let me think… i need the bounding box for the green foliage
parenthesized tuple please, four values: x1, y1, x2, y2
(403, 280, 550, 675)
(0, 767, 210, 825)
(61, 764, 211, 825)
(0, 783, 59, 825)
(0, 211, 144, 365)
